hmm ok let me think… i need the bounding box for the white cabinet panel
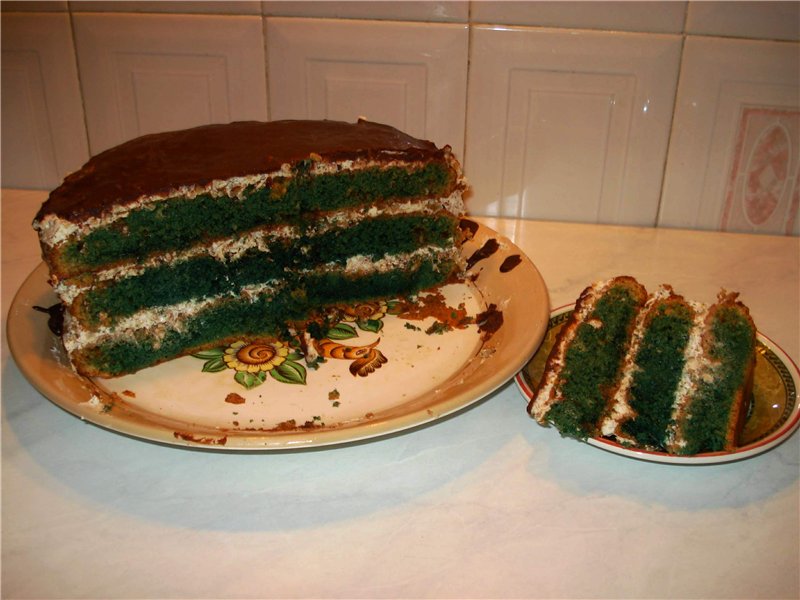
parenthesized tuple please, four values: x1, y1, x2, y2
(466, 26, 680, 224)
(659, 37, 800, 235)
(266, 17, 468, 159)
(73, 13, 268, 154)
(1, 13, 88, 189)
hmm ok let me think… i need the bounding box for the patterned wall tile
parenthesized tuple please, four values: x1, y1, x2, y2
(659, 37, 800, 235)
(720, 108, 799, 235)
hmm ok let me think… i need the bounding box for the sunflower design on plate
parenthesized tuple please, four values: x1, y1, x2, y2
(192, 301, 395, 389)
(194, 339, 307, 389)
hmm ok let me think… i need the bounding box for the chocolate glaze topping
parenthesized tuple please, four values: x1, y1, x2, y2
(38, 120, 446, 222)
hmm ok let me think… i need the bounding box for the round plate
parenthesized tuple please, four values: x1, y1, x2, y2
(515, 305, 800, 465)
(7, 222, 550, 450)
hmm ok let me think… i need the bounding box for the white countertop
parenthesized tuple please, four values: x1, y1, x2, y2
(2, 188, 799, 599)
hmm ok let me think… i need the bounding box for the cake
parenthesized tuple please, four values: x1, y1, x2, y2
(528, 277, 757, 455)
(33, 119, 467, 378)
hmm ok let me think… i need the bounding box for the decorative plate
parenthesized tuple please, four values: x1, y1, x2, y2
(515, 305, 800, 465)
(7, 222, 550, 450)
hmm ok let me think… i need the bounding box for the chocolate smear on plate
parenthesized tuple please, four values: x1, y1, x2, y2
(500, 254, 522, 273)
(458, 218, 480, 240)
(466, 238, 500, 271)
(33, 303, 65, 336)
(475, 304, 504, 341)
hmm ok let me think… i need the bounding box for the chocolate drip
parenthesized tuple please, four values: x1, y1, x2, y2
(466, 238, 500, 271)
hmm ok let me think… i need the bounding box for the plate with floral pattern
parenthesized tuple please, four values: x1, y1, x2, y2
(7, 221, 550, 450)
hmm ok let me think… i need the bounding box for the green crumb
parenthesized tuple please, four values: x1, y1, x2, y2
(425, 321, 452, 335)
(404, 322, 421, 331)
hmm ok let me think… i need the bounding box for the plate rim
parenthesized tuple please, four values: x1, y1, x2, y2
(7, 223, 551, 451)
(514, 304, 800, 465)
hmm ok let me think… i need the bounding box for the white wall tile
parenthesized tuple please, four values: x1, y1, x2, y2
(266, 17, 468, 159)
(465, 26, 680, 224)
(470, 1, 687, 33)
(72, 13, 268, 155)
(262, 1, 468, 22)
(1, 13, 88, 189)
(1, 1, 67, 11)
(686, 1, 800, 42)
(659, 37, 800, 235)
(70, 1, 262, 15)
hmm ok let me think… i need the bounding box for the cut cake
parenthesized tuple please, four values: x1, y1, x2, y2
(33, 119, 467, 378)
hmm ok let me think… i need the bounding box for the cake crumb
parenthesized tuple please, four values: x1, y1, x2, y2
(225, 392, 246, 404)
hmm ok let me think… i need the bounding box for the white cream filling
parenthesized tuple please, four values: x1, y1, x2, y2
(529, 278, 612, 422)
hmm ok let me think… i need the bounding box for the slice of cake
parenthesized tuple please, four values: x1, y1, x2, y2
(598, 285, 701, 448)
(528, 276, 648, 438)
(664, 291, 756, 454)
(33, 119, 467, 377)
(528, 277, 757, 455)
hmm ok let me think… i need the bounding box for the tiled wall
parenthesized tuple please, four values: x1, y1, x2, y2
(2, 1, 798, 235)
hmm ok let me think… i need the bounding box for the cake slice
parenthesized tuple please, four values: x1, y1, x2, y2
(599, 286, 700, 449)
(529, 277, 757, 456)
(664, 291, 756, 454)
(527, 276, 648, 438)
(33, 119, 467, 377)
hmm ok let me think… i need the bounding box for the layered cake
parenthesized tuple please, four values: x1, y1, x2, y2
(528, 277, 757, 455)
(33, 119, 467, 377)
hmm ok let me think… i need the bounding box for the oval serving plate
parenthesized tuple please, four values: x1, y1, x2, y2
(515, 305, 800, 465)
(8, 222, 550, 450)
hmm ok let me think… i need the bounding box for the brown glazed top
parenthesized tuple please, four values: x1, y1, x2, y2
(37, 119, 446, 222)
